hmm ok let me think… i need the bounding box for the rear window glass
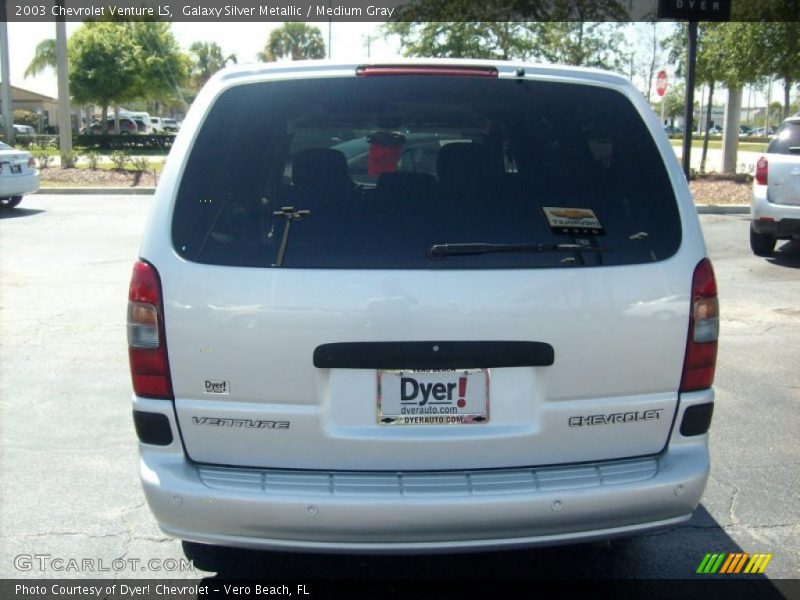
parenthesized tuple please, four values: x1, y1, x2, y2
(172, 76, 681, 269)
(767, 121, 800, 155)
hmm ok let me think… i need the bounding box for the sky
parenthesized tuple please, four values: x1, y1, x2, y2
(5, 21, 400, 98)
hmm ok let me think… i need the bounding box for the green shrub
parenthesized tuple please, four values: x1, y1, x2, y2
(84, 151, 100, 170)
(131, 156, 150, 172)
(109, 150, 130, 170)
(75, 133, 174, 152)
(32, 146, 54, 169)
(15, 135, 58, 150)
(60, 151, 77, 169)
(13, 109, 39, 128)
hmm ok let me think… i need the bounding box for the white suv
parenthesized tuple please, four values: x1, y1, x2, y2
(750, 117, 800, 256)
(128, 60, 718, 552)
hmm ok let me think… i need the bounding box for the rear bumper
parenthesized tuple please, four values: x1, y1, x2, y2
(751, 185, 800, 237)
(136, 392, 712, 553)
(0, 172, 39, 198)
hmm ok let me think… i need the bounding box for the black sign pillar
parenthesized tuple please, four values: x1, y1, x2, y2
(658, 1, 730, 179)
(682, 21, 698, 179)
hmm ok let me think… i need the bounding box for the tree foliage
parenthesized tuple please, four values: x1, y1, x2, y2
(384, 22, 537, 60)
(68, 23, 142, 124)
(664, 24, 724, 172)
(744, 22, 800, 118)
(629, 22, 665, 102)
(24, 39, 57, 79)
(384, 0, 628, 67)
(13, 109, 39, 128)
(661, 82, 686, 121)
(384, 20, 625, 70)
(128, 22, 188, 106)
(389, 0, 629, 22)
(189, 41, 237, 90)
(729, 0, 800, 116)
(67, 22, 188, 130)
(259, 23, 326, 62)
(531, 22, 625, 70)
(665, 21, 798, 99)
(663, 21, 792, 172)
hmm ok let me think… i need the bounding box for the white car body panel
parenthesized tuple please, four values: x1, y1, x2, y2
(161, 261, 690, 470)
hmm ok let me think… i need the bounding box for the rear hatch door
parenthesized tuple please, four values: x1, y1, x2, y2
(154, 70, 696, 471)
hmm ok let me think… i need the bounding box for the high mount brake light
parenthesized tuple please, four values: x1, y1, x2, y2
(356, 66, 499, 78)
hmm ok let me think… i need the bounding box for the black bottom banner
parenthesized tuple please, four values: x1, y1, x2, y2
(2, 579, 798, 600)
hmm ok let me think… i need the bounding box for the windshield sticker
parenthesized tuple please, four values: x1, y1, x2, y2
(543, 207, 605, 236)
(204, 380, 229, 395)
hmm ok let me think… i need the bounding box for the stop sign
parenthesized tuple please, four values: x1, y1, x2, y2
(656, 70, 668, 97)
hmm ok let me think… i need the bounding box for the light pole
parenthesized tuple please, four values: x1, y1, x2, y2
(681, 21, 698, 179)
(327, 0, 332, 59)
(0, 1, 14, 145)
(764, 77, 772, 134)
(56, 0, 72, 158)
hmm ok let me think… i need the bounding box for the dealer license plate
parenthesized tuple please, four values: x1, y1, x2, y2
(10, 164, 21, 174)
(377, 368, 489, 425)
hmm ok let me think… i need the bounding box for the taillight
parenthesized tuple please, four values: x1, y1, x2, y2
(680, 259, 718, 393)
(27, 157, 36, 168)
(127, 260, 173, 399)
(755, 156, 768, 185)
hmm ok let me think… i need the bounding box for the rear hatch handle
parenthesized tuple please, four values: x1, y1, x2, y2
(313, 341, 555, 370)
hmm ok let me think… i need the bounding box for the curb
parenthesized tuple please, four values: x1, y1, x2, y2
(37, 187, 155, 195)
(696, 205, 750, 215)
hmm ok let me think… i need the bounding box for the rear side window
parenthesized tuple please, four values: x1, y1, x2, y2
(172, 76, 681, 269)
(767, 121, 800, 155)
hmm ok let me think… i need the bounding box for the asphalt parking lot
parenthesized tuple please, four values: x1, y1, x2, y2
(0, 195, 798, 585)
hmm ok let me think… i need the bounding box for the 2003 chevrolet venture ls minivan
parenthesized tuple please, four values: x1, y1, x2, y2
(128, 60, 718, 552)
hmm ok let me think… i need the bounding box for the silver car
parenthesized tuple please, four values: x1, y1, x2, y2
(128, 60, 717, 552)
(750, 117, 800, 256)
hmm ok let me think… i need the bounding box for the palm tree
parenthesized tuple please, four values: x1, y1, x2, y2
(189, 41, 237, 90)
(258, 23, 326, 62)
(25, 39, 56, 78)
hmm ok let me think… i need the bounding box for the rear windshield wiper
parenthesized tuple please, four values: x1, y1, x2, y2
(428, 242, 610, 258)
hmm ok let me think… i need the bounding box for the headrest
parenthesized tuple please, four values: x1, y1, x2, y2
(292, 148, 352, 190)
(436, 143, 499, 185)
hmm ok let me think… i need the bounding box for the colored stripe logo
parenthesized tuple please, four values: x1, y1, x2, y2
(697, 553, 773, 574)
